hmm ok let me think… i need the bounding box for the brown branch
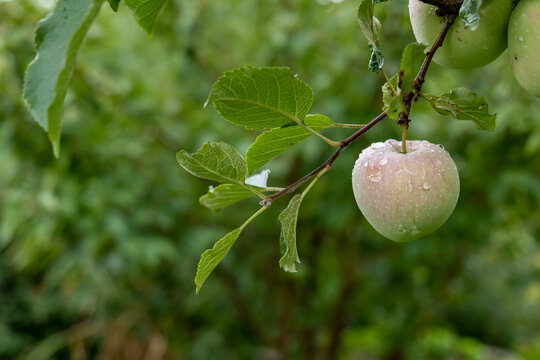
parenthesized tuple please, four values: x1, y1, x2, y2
(260, 12, 459, 207)
(419, 0, 463, 15)
(397, 13, 458, 128)
(260, 112, 387, 206)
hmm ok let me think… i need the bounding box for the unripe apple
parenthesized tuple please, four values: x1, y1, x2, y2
(352, 140, 459, 242)
(408, 0, 513, 69)
(508, 0, 540, 97)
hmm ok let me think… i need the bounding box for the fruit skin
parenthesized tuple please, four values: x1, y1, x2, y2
(508, 0, 540, 97)
(352, 140, 460, 242)
(409, 0, 513, 69)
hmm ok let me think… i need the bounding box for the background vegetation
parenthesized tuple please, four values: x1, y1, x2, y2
(1, 0, 540, 358)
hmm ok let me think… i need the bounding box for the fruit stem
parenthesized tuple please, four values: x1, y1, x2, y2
(401, 124, 407, 154)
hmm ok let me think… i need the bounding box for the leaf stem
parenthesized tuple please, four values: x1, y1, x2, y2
(332, 123, 366, 129)
(244, 185, 267, 200)
(301, 166, 328, 198)
(401, 124, 407, 154)
(240, 205, 268, 230)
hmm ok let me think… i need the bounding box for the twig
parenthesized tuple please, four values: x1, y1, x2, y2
(419, 0, 463, 15)
(260, 112, 387, 206)
(261, 10, 460, 207)
(398, 13, 459, 129)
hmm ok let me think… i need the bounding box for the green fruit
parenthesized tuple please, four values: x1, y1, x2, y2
(352, 140, 460, 242)
(409, 0, 513, 69)
(508, 0, 540, 97)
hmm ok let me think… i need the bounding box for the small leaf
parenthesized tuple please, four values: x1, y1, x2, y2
(368, 45, 385, 73)
(22, 0, 104, 157)
(246, 114, 334, 174)
(124, 0, 166, 35)
(199, 184, 254, 212)
(459, 0, 483, 30)
(176, 142, 248, 184)
(382, 74, 403, 120)
(358, 0, 384, 73)
(423, 88, 496, 131)
(195, 228, 242, 293)
(195, 207, 266, 293)
(278, 194, 303, 272)
(357, 0, 380, 49)
(400, 43, 425, 94)
(208, 66, 313, 130)
(107, 0, 120, 11)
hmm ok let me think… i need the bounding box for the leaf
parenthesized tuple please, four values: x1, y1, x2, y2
(459, 0, 483, 30)
(22, 0, 104, 157)
(246, 114, 334, 174)
(124, 0, 166, 35)
(278, 194, 303, 272)
(176, 142, 248, 184)
(368, 45, 385, 73)
(358, 0, 384, 73)
(423, 88, 496, 131)
(208, 66, 313, 130)
(107, 0, 120, 11)
(199, 184, 254, 212)
(400, 42, 425, 94)
(195, 207, 266, 293)
(195, 228, 242, 293)
(382, 74, 403, 120)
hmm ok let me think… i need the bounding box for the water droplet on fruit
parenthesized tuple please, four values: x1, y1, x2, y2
(438, 144, 445, 150)
(364, 161, 368, 167)
(422, 182, 431, 190)
(411, 224, 420, 235)
(398, 224, 407, 233)
(380, 157, 388, 166)
(368, 171, 383, 183)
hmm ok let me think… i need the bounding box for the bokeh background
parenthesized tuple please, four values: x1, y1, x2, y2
(1, 0, 540, 359)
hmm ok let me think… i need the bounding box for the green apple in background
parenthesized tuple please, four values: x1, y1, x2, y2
(352, 140, 460, 242)
(508, 0, 540, 97)
(409, 0, 514, 69)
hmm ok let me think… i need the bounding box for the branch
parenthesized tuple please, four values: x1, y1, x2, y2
(260, 112, 387, 206)
(419, 0, 463, 15)
(260, 12, 459, 207)
(398, 13, 458, 128)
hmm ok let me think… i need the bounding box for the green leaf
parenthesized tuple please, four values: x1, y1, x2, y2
(423, 88, 496, 131)
(459, 0, 483, 30)
(195, 206, 266, 293)
(195, 228, 242, 293)
(208, 66, 313, 130)
(124, 0, 166, 35)
(382, 74, 403, 120)
(107, 0, 120, 11)
(368, 45, 384, 73)
(246, 114, 334, 174)
(22, 0, 104, 157)
(199, 184, 254, 212)
(400, 42, 425, 94)
(176, 142, 248, 184)
(358, 0, 384, 73)
(278, 194, 303, 272)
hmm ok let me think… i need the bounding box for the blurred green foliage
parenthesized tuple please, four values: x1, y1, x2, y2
(1, 0, 540, 359)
